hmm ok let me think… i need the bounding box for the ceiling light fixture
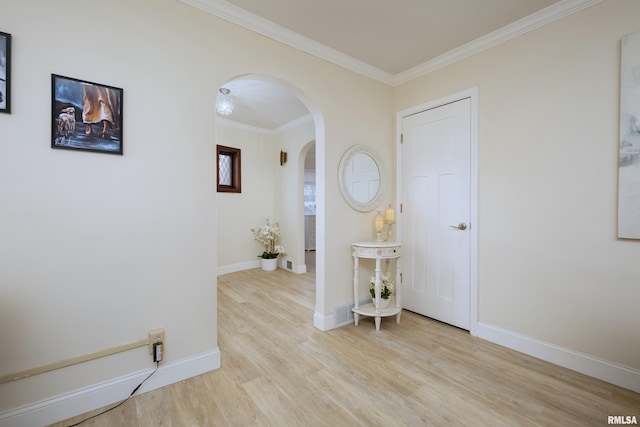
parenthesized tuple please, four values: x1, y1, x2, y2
(216, 87, 234, 116)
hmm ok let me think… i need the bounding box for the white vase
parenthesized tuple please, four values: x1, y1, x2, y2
(372, 296, 391, 309)
(260, 258, 278, 271)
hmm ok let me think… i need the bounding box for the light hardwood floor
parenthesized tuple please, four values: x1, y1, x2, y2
(55, 268, 638, 426)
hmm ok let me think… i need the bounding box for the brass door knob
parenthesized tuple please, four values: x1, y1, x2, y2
(448, 222, 467, 231)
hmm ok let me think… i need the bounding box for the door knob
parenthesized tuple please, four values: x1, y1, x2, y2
(448, 222, 467, 231)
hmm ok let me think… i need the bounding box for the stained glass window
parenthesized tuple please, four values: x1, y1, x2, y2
(216, 145, 241, 193)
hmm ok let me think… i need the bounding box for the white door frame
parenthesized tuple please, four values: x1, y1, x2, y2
(396, 87, 479, 336)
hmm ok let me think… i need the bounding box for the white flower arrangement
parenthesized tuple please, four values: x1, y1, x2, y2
(370, 274, 394, 299)
(251, 219, 287, 259)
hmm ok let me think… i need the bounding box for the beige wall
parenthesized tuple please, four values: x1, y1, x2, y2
(4, 0, 635, 419)
(395, 0, 640, 370)
(0, 0, 393, 415)
(216, 116, 315, 274)
(216, 121, 277, 270)
(273, 119, 316, 273)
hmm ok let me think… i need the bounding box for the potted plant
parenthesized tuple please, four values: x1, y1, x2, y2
(251, 219, 287, 271)
(370, 274, 394, 308)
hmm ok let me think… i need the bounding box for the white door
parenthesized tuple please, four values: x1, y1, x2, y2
(401, 98, 471, 330)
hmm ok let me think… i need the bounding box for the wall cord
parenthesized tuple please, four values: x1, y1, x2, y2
(66, 361, 159, 426)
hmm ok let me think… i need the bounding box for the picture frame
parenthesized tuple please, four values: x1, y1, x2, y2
(0, 31, 11, 114)
(51, 74, 123, 155)
(618, 32, 640, 239)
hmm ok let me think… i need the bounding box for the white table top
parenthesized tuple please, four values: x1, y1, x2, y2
(352, 241, 401, 248)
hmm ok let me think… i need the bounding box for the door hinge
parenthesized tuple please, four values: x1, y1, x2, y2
(400, 133, 404, 143)
(400, 203, 403, 213)
(400, 272, 403, 283)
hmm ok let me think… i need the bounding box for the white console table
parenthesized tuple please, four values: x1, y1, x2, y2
(351, 241, 401, 330)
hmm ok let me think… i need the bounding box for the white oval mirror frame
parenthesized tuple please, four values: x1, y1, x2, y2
(338, 144, 385, 212)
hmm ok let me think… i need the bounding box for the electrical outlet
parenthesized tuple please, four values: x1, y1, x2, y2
(148, 329, 165, 354)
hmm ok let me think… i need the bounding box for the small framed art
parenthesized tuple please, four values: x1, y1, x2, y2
(0, 31, 11, 114)
(51, 74, 123, 155)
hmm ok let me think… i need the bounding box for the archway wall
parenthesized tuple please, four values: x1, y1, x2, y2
(216, 64, 395, 324)
(215, 112, 314, 275)
(216, 122, 277, 272)
(218, 68, 395, 326)
(217, 61, 394, 328)
(273, 118, 315, 274)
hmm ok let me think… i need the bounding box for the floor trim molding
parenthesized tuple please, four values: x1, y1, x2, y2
(0, 349, 220, 427)
(477, 322, 640, 393)
(217, 260, 260, 276)
(313, 311, 335, 331)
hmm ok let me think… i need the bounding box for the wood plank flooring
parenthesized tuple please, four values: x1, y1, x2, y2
(54, 267, 639, 426)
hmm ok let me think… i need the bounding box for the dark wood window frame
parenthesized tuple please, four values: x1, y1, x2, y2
(217, 145, 241, 193)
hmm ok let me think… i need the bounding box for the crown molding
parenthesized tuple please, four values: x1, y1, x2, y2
(392, 0, 603, 85)
(180, 0, 602, 87)
(179, 0, 395, 85)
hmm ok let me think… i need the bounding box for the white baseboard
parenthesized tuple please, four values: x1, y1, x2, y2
(218, 260, 309, 276)
(313, 311, 336, 331)
(217, 260, 259, 276)
(292, 264, 307, 274)
(279, 257, 307, 274)
(0, 349, 220, 427)
(477, 322, 640, 393)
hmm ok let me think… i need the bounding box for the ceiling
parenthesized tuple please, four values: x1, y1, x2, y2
(218, 78, 310, 131)
(188, 0, 600, 129)
(223, 0, 562, 76)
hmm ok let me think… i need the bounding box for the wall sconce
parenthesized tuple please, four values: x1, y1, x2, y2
(280, 150, 287, 166)
(384, 204, 395, 241)
(374, 211, 385, 242)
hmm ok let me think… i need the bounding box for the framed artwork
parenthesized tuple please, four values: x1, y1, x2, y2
(618, 32, 640, 239)
(0, 31, 11, 114)
(51, 74, 123, 155)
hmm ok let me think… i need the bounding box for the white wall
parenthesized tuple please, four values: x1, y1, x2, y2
(216, 116, 315, 275)
(10, 0, 633, 421)
(216, 121, 276, 272)
(0, 0, 221, 414)
(274, 118, 316, 273)
(395, 0, 640, 373)
(0, 0, 393, 422)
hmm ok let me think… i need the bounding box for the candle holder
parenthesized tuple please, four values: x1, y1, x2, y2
(384, 204, 395, 241)
(374, 211, 384, 242)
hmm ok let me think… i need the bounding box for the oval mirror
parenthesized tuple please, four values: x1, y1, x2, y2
(338, 145, 385, 212)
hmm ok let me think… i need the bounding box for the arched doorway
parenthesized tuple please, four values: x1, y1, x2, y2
(302, 141, 316, 271)
(215, 74, 325, 327)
